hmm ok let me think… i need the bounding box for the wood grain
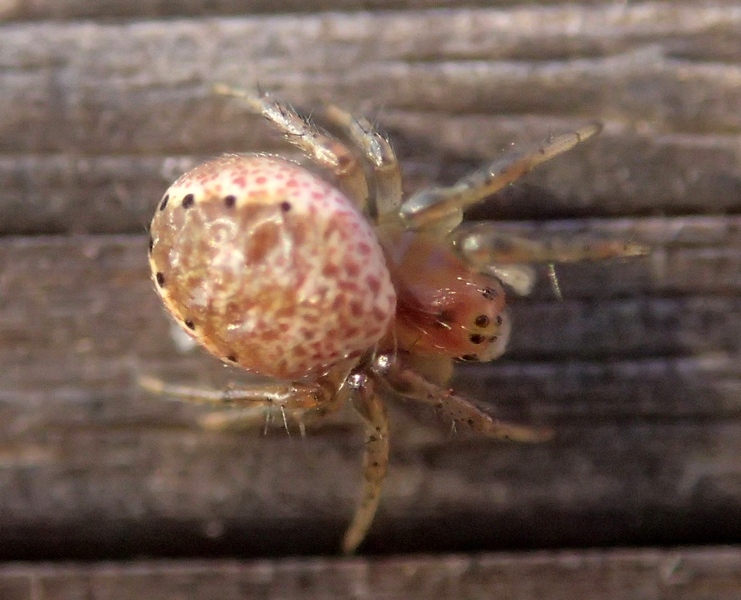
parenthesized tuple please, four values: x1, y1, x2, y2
(1, 230, 740, 557)
(1, 5, 741, 232)
(1, 547, 741, 600)
(0, 0, 740, 567)
(3, 0, 738, 21)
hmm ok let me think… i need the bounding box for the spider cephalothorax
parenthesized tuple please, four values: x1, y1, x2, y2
(142, 87, 649, 553)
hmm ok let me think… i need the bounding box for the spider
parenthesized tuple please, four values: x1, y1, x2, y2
(140, 86, 649, 553)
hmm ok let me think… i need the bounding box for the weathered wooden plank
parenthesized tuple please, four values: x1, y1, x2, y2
(1, 226, 739, 390)
(3, 415, 741, 557)
(0, 0, 643, 21)
(4, 5, 741, 149)
(2, 411, 741, 556)
(0, 154, 177, 235)
(1, 0, 739, 563)
(1, 547, 741, 600)
(4, 9, 741, 149)
(0, 233, 740, 556)
(2, 1, 739, 24)
(3, 124, 741, 234)
(462, 353, 741, 421)
(2, 5, 740, 234)
(2, 228, 740, 390)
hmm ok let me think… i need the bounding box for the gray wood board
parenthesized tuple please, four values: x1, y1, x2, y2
(1, 5, 741, 233)
(0, 547, 740, 600)
(1, 230, 740, 557)
(3, 0, 739, 20)
(1, 0, 740, 564)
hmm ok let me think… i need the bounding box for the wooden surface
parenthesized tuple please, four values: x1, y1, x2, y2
(1, 547, 741, 600)
(2, 0, 741, 596)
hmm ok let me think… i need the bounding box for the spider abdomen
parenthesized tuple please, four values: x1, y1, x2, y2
(149, 154, 396, 379)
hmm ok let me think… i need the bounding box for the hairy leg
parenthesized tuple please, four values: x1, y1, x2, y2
(382, 361, 552, 443)
(196, 405, 298, 435)
(214, 85, 370, 210)
(399, 124, 603, 233)
(452, 222, 650, 298)
(342, 372, 390, 553)
(139, 374, 329, 410)
(453, 222, 651, 266)
(487, 263, 538, 297)
(320, 104, 403, 221)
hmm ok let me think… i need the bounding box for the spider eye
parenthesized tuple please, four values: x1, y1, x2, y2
(455, 310, 511, 362)
(480, 286, 499, 301)
(476, 310, 511, 362)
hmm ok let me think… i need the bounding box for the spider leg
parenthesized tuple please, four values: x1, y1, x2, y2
(399, 123, 602, 233)
(139, 373, 351, 438)
(138, 374, 339, 415)
(452, 222, 651, 266)
(449, 222, 651, 298)
(450, 222, 650, 297)
(383, 362, 553, 443)
(342, 372, 389, 553)
(319, 104, 403, 221)
(196, 405, 294, 434)
(487, 264, 538, 297)
(198, 383, 350, 435)
(213, 84, 370, 210)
